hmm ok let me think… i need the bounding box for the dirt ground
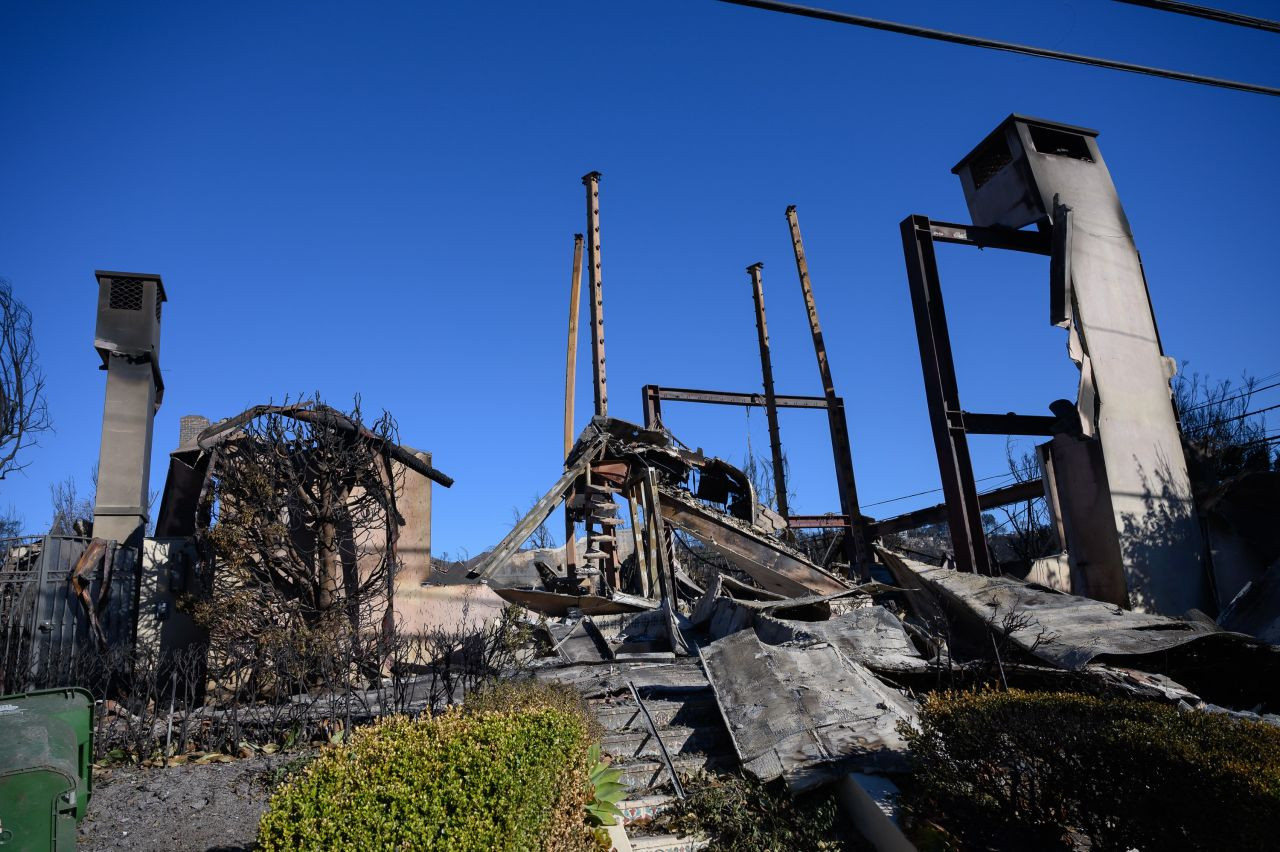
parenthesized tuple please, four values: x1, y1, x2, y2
(78, 751, 312, 852)
(79, 583, 504, 851)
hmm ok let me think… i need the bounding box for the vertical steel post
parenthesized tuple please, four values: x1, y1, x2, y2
(746, 263, 790, 520)
(583, 172, 608, 417)
(785, 206, 871, 572)
(641, 384, 662, 430)
(899, 215, 992, 575)
(564, 234, 585, 579)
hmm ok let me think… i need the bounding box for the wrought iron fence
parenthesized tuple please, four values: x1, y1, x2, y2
(0, 535, 140, 694)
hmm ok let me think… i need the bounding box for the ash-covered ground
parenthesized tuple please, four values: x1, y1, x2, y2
(78, 751, 314, 852)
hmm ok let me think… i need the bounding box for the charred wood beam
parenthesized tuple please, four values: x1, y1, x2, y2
(467, 439, 603, 581)
(657, 488, 849, 597)
(869, 478, 1045, 538)
(195, 402, 454, 487)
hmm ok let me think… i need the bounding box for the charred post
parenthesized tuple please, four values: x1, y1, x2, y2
(583, 172, 608, 417)
(746, 262, 791, 521)
(785, 207, 872, 573)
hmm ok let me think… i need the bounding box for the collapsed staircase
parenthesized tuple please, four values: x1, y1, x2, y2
(537, 658, 729, 851)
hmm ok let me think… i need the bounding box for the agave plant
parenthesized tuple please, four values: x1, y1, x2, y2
(586, 744, 627, 827)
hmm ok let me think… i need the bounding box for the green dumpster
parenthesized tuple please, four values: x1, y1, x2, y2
(0, 688, 94, 851)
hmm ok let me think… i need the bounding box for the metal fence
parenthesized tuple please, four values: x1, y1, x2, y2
(0, 535, 140, 694)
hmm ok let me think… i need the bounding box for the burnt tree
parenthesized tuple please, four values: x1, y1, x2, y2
(0, 278, 50, 483)
(195, 397, 409, 648)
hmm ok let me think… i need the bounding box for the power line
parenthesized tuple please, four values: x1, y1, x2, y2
(1183, 378, 1280, 412)
(1113, 0, 1280, 34)
(1185, 402, 1280, 434)
(863, 470, 1016, 509)
(713, 0, 1280, 97)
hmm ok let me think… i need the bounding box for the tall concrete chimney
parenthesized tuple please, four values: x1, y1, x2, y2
(953, 116, 1206, 614)
(92, 271, 166, 551)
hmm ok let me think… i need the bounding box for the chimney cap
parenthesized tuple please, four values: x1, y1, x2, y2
(95, 270, 167, 303)
(953, 114, 1099, 176)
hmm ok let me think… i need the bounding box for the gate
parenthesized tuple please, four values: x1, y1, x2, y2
(0, 536, 140, 694)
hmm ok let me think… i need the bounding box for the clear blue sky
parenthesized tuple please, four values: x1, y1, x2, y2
(2, 1, 1277, 558)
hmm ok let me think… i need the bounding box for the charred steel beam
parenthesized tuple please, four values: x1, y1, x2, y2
(900, 214, 992, 575)
(787, 514, 849, 529)
(583, 172, 608, 417)
(642, 385, 830, 414)
(786, 205, 870, 572)
(927, 221, 1052, 255)
(747, 262, 790, 520)
(870, 478, 1045, 538)
(960, 411, 1058, 436)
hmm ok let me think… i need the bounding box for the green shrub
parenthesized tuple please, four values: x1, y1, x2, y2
(465, 678, 603, 744)
(900, 689, 1280, 851)
(257, 706, 594, 851)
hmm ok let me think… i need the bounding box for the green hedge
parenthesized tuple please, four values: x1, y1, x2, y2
(257, 705, 593, 851)
(901, 690, 1280, 851)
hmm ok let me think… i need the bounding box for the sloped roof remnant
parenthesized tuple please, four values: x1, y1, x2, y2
(882, 550, 1272, 670)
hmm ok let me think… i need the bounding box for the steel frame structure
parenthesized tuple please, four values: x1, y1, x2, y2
(639, 384, 866, 538)
(899, 216, 1060, 574)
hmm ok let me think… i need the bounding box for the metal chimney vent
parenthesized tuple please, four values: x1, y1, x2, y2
(108, 278, 145, 311)
(94, 271, 166, 381)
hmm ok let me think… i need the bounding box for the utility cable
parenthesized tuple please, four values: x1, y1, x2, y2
(862, 470, 1017, 509)
(1182, 378, 1280, 412)
(713, 0, 1280, 97)
(1185, 402, 1280, 433)
(1113, 0, 1280, 34)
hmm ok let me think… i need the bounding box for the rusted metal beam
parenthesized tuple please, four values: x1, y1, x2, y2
(583, 172, 608, 417)
(787, 514, 849, 529)
(899, 214, 992, 575)
(642, 385, 830, 411)
(786, 205, 871, 572)
(869, 478, 1045, 538)
(747, 262, 790, 520)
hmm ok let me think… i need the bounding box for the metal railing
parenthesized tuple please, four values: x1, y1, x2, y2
(0, 535, 139, 694)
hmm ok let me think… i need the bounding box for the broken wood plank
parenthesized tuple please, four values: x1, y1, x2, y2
(658, 488, 849, 597)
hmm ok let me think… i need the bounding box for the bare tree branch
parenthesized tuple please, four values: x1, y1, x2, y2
(0, 278, 51, 481)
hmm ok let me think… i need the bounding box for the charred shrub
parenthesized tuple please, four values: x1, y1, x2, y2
(662, 771, 848, 851)
(900, 689, 1280, 851)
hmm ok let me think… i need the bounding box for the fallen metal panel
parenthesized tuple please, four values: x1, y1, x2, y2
(657, 489, 849, 597)
(887, 551, 1256, 670)
(752, 606, 930, 675)
(493, 587, 657, 617)
(701, 629, 916, 791)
